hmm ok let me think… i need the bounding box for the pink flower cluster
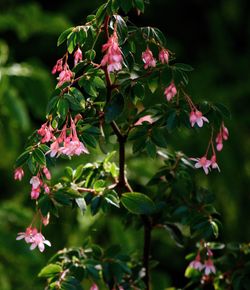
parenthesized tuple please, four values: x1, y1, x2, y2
(190, 155, 220, 175)
(14, 167, 24, 181)
(16, 227, 51, 252)
(37, 117, 89, 158)
(52, 58, 74, 87)
(216, 123, 229, 151)
(101, 31, 123, 73)
(142, 47, 169, 69)
(188, 249, 216, 276)
(190, 110, 209, 128)
(164, 82, 177, 101)
(30, 166, 51, 200)
(49, 118, 89, 158)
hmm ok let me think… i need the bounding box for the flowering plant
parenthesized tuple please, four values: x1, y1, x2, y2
(13, 1, 249, 289)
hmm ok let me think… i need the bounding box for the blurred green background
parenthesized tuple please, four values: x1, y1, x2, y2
(0, 0, 249, 289)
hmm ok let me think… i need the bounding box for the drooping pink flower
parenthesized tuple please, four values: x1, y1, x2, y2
(134, 115, 154, 126)
(101, 31, 123, 73)
(31, 187, 41, 200)
(74, 48, 83, 66)
(49, 119, 89, 158)
(164, 82, 177, 101)
(14, 167, 24, 181)
(52, 58, 63, 74)
(16, 227, 38, 243)
(189, 110, 209, 127)
(90, 284, 99, 290)
(189, 253, 204, 271)
(158, 48, 169, 64)
(43, 167, 51, 180)
(30, 176, 41, 189)
(43, 183, 50, 194)
(57, 65, 74, 87)
(37, 122, 54, 143)
(190, 156, 212, 175)
(41, 213, 50, 226)
(30, 232, 51, 252)
(215, 123, 229, 151)
(204, 259, 216, 275)
(210, 155, 220, 172)
(142, 47, 156, 69)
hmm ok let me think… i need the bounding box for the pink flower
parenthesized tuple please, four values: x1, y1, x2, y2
(30, 232, 51, 252)
(30, 176, 41, 189)
(74, 48, 82, 66)
(31, 187, 41, 200)
(189, 110, 209, 127)
(14, 167, 24, 181)
(158, 48, 169, 64)
(215, 123, 229, 151)
(142, 47, 156, 69)
(43, 183, 50, 194)
(37, 122, 54, 143)
(204, 259, 216, 275)
(210, 155, 220, 172)
(52, 58, 63, 74)
(164, 82, 177, 101)
(101, 31, 123, 73)
(49, 119, 89, 158)
(41, 213, 50, 226)
(134, 115, 154, 126)
(189, 253, 204, 271)
(16, 227, 38, 243)
(190, 156, 211, 175)
(57, 65, 73, 87)
(90, 284, 99, 290)
(43, 167, 51, 180)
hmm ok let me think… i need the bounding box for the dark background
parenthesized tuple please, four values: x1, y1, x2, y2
(0, 0, 249, 289)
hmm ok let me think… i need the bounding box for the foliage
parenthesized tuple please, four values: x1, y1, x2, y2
(0, 0, 250, 287)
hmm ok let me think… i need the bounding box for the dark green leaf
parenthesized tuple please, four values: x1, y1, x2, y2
(121, 192, 155, 215)
(57, 27, 74, 46)
(174, 63, 194, 72)
(105, 93, 124, 122)
(15, 150, 30, 167)
(38, 264, 62, 278)
(33, 148, 46, 166)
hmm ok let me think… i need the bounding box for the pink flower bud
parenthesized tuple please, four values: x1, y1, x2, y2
(43, 167, 51, 180)
(142, 47, 156, 69)
(30, 176, 41, 189)
(74, 48, 83, 66)
(158, 48, 169, 64)
(31, 187, 40, 199)
(14, 167, 24, 181)
(41, 213, 50, 226)
(164, 83, 177, 101)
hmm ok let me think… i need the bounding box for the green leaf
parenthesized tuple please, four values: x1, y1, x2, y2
(104, 191, 120, 208)
(118, 0, 133, 13)
(134, 0, 145, 12)
(73, 165, 84, 181)
(15, 150, 30, 167)
(33, 148, 46, 166)
(151, 127, 168, 147)
(67, 32, 77, 54)
(121, 192, 155, 215)
(75, 198, 87, 213)
(85, 49, 96, 61)
(53, 191, 72, 206)
(38, 264, 62, 278)
(148, 75, 159, 94)
(57, 98, 69, 120)
(57, 27, 74, 46)
(91, 196, 102, 215)
(146, 140, 157, 158)
(38, 195, 53, 216)
(174, 63, 194, 72)
(105, 93, 124, 122)
(92, 76, 106, 89)
(164, 223, 184, 247)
